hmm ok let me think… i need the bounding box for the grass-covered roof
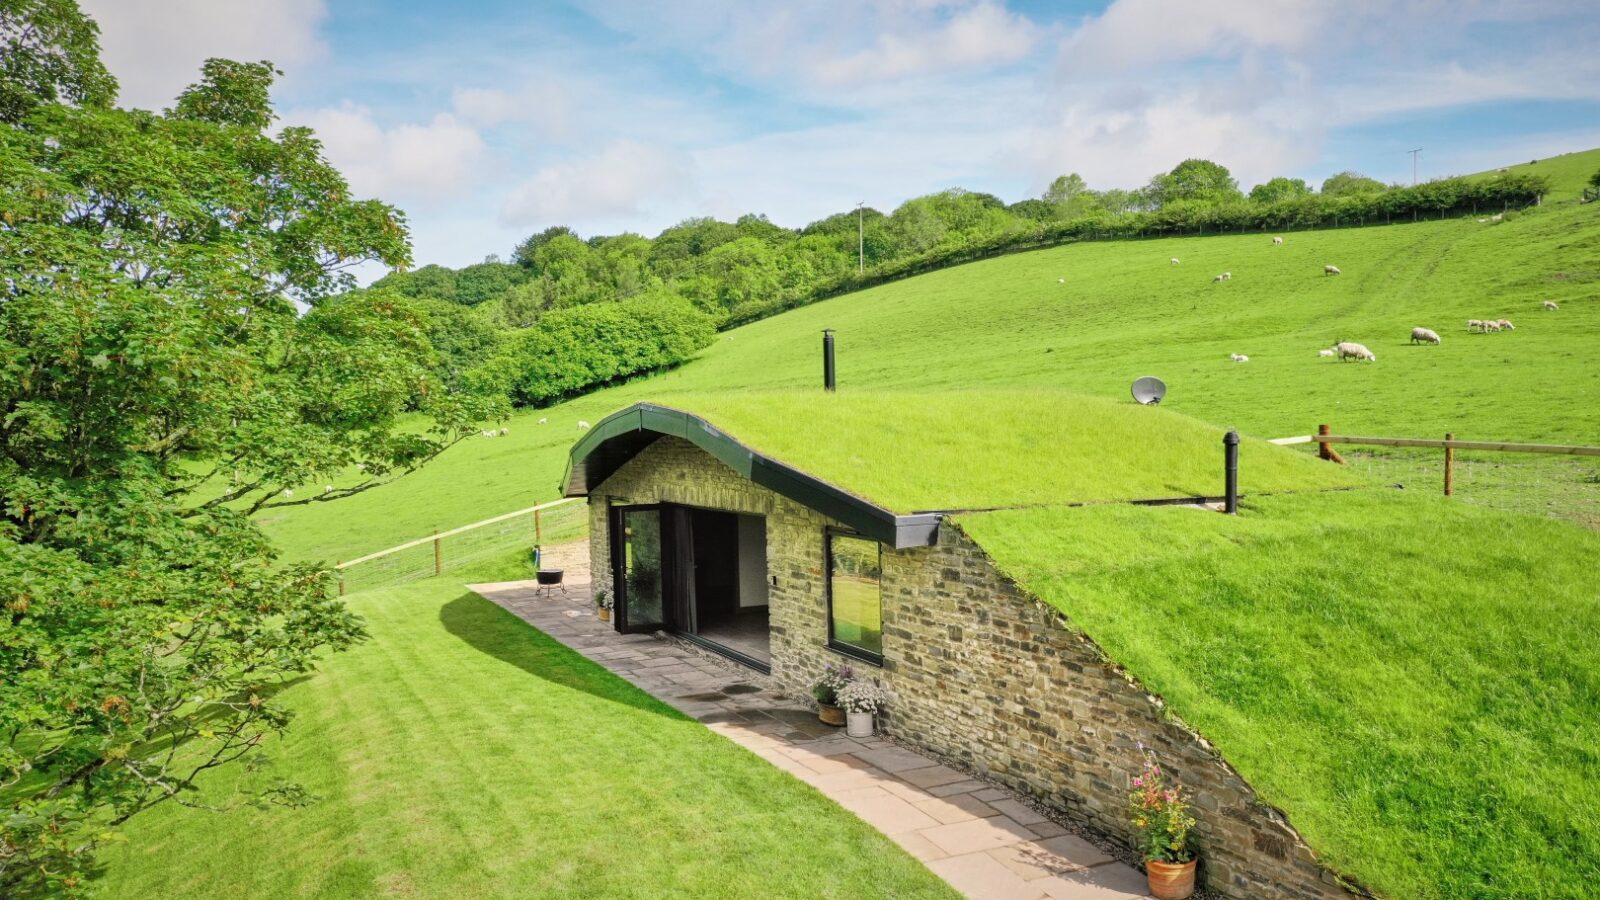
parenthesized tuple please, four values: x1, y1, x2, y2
(636, 389, 1364, 512)
(960, 491, 1600, 898)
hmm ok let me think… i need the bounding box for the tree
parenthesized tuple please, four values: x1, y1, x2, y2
(511, 225, 577, 269)
(1249, 177, 1312, 204)
(0, 0, 115, 123)
(1150, 159, 1242, 206)
(1043, 173, 1098, 217)
(1321, 171, 1386, 196)
(1589, 168, 1600, 191)
(1, 23, 497, 894)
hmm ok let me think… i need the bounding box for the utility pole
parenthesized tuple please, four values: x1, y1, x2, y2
(856, 201, 865, 275)
(1409, 148, 1422, 185)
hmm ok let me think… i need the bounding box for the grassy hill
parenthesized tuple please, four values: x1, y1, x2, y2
(261, 150, 1600, 564)
(963, 492, 1600, 898)
(1464, 146, 1600, 202)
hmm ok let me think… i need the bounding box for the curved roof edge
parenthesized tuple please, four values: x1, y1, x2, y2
(561, 403, 940, 549)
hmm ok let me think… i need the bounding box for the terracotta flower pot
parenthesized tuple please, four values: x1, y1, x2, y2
(1146, 859, 1196, 900)
(817, 702, 845, 726)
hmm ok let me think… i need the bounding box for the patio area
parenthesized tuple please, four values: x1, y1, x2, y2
(472, 544, 1154, 900)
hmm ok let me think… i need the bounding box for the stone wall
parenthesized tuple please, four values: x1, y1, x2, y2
(587, 436, 1362, 899)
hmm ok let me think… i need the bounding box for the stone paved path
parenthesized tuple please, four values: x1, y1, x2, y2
(472, 545, 1153, 900)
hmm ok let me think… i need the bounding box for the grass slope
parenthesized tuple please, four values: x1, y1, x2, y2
(96, 555, 955, 900)
(959, 491, 1600, 898)
(1464, 146, 1600, 202)
(261, 152, 1600, 564)
(649, 390, 1363, 512)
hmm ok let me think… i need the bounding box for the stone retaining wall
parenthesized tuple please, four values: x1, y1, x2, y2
(587, 436, 1362, 899)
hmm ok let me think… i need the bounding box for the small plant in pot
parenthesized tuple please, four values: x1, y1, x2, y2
(811, 663, 854, 726)
(1129, 746, 1199, 900)
(593, 589, 612, 622)
(836, 680, 888, 738)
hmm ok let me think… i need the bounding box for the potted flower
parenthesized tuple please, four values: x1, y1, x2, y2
(594, 589, 612, 622)
(811, 663, 854, 726)
(836, 681, 888, 738)
(1128, 747, 1198, 900)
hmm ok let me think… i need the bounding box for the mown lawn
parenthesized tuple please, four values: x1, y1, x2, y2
(94, 554, 956, 899)
(258, 151, 1600, 565)
(960, 490, 1600, 899)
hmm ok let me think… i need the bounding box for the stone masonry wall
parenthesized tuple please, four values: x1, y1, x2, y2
(586, 436, 1363, 899)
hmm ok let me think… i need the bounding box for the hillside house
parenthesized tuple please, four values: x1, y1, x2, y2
(561, 391, 1363, 899)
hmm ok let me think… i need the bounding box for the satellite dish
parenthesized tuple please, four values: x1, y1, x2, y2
(1131, 376, 1167, 405)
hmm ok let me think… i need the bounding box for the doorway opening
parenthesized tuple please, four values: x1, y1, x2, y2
(611, 504, 770, 671)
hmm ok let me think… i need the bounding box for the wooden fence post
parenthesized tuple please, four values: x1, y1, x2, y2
(336, 563, 344, 597)
(433, 529, 442, 576)
(1318, 424, 1345, 464)
(1444, 433, 1455, 497)
(534, 507, 542, 545)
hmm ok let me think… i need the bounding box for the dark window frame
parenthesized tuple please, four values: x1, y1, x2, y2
(824, 527, 885, 667)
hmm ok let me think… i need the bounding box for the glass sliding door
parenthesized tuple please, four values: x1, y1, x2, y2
(613, 506, 668, 633)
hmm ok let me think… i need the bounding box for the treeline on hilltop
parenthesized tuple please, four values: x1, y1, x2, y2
(371, 158, 1549, 408)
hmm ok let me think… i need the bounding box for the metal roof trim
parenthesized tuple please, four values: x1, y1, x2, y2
(561, 402, 939, 548)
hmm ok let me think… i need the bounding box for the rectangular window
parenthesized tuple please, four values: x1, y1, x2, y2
(827, 531, 883, 664)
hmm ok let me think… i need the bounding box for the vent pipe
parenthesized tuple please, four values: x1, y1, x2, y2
(822, 329, 836, 392)
(1223, 430, 1240, 514)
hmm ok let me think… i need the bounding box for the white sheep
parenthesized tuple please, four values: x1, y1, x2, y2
(1490, 213, 1503, 222)
(1324, 264, 1341, 276)
(538, 417, 549, 424)
(1543, 300, 1559, 311)
(324, 485, 335, 493)
(481, 430, 496, 438)
(1272, 236, 1284, 245)
(1222, 272, 1232, 281)
(1336, 341, 1375, 362)
(499, 427, 509, 435)
(1057, 277, 1065, 284)
(1467, 319, 1483, 332)
(1317, 348, 1336, 358)
(1476, 218, 1488, 224)
(283, 488, 294, 497)
(1229, 353, 1249, 363)
(1410, 327, 1441, 345)
(1212, 274, 1226, 283)
(1495, 319, 1514, 331)
(1481, 320, 1502, 333)
(1170, 258, 1180, 266)
(577, 421, 591, 430)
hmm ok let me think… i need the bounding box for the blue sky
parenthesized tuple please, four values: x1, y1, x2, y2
(84, 1, 1600, 274)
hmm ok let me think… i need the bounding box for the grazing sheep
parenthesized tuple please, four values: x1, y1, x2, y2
(577, 421, 591, 430)
(1481, 320, 1502, 333)
(499, 427, 509, 435)
(481, 430, 496, 438)
(1212, 274, 1226, 283)
(1490, 213, 1503, 221)
(1170, 257, 1180, 266)
(1324, 264, 1341, 276)
(1544, 300, 1559, 311)
(1272, 236, 1284, 245)
(1476, 218, 1488, 223)
(283, 489, 294, 497)
(1222, 272, 1232, 281)
(1495, 319, 1514, 331)
(1318, 348, 1336, 358)
(324, 485, 334, 493)
(1410, 327, 1442, 345)
(1336, 341, 1376, 362)
(1229, 353, 1249, 363)
(1467, 319, 1484, 332)
(538, 417, 549, 424)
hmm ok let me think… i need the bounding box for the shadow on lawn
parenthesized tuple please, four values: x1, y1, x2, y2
(438, 592, 681, 718)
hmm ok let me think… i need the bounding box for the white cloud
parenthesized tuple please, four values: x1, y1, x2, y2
(500, 140, 695, 228)
(452, 84, 577, 141)
(80, 0, 328, 109)
(292, 105, 486, 202)
(808, 3, 1038, 87)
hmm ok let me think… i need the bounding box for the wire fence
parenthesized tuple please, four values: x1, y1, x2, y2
(1273, 430, 1600, 530)
(335, 498, 589, 594)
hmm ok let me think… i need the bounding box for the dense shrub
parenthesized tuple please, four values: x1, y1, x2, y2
(473, 292, 715, 406)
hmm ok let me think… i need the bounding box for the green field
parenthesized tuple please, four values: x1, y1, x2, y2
(97, 553, 955, 900)
(262, 150, 1600, 565)
(962, 491, 1600, 898)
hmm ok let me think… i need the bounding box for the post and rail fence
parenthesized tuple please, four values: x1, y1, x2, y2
(1270, 426, 1600, 529)
(334, 497, 587, 595)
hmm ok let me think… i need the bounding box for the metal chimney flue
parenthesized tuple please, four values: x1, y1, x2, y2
(1223, 430, 1240, 514)
(822, 329, 836, 392)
